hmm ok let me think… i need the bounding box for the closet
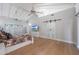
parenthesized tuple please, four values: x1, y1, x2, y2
(39, 7, 75, 44)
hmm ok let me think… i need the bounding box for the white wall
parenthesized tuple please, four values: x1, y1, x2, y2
(38, 7, 76, 44)
(0, 16, 27, 36)
(55, 7, 76, 44)
(75, 4, 79, 48)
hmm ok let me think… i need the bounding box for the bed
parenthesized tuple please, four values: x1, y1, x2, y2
(0, 30, 33, 54)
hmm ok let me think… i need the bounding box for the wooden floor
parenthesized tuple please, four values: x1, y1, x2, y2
(7, 37, 79, 55)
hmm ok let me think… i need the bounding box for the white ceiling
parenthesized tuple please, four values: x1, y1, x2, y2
(11, 3, 75, 17)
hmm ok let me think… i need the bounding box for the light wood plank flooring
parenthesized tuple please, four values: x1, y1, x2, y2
(7, 37, 79, 55)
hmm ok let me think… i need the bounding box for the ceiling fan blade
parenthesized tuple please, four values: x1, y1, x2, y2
(27, 13, 32, 16)
(23, 8, 30, 12)
(35, 11, 43, 14)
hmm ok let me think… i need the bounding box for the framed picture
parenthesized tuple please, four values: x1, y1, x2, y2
(32, 24, 39, 32)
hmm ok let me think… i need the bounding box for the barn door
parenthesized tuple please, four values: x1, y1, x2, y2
(48, 22, 56, 39)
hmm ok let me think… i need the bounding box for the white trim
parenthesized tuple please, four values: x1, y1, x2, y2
(39, 36, 74, 44)
(55, 38, 74, 44)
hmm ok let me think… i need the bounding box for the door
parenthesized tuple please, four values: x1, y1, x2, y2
(55, 19, 65, 40)
(40, 21, 56, 39)
(48, 22, 56, 39)
(40, 22, 49, 38)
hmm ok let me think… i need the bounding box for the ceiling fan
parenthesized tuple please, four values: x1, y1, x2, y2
(23, 4, 43, 16)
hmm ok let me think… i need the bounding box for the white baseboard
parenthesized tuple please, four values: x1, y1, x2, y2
(55, 38, 74, 44)
(38, 36, 74, 44)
